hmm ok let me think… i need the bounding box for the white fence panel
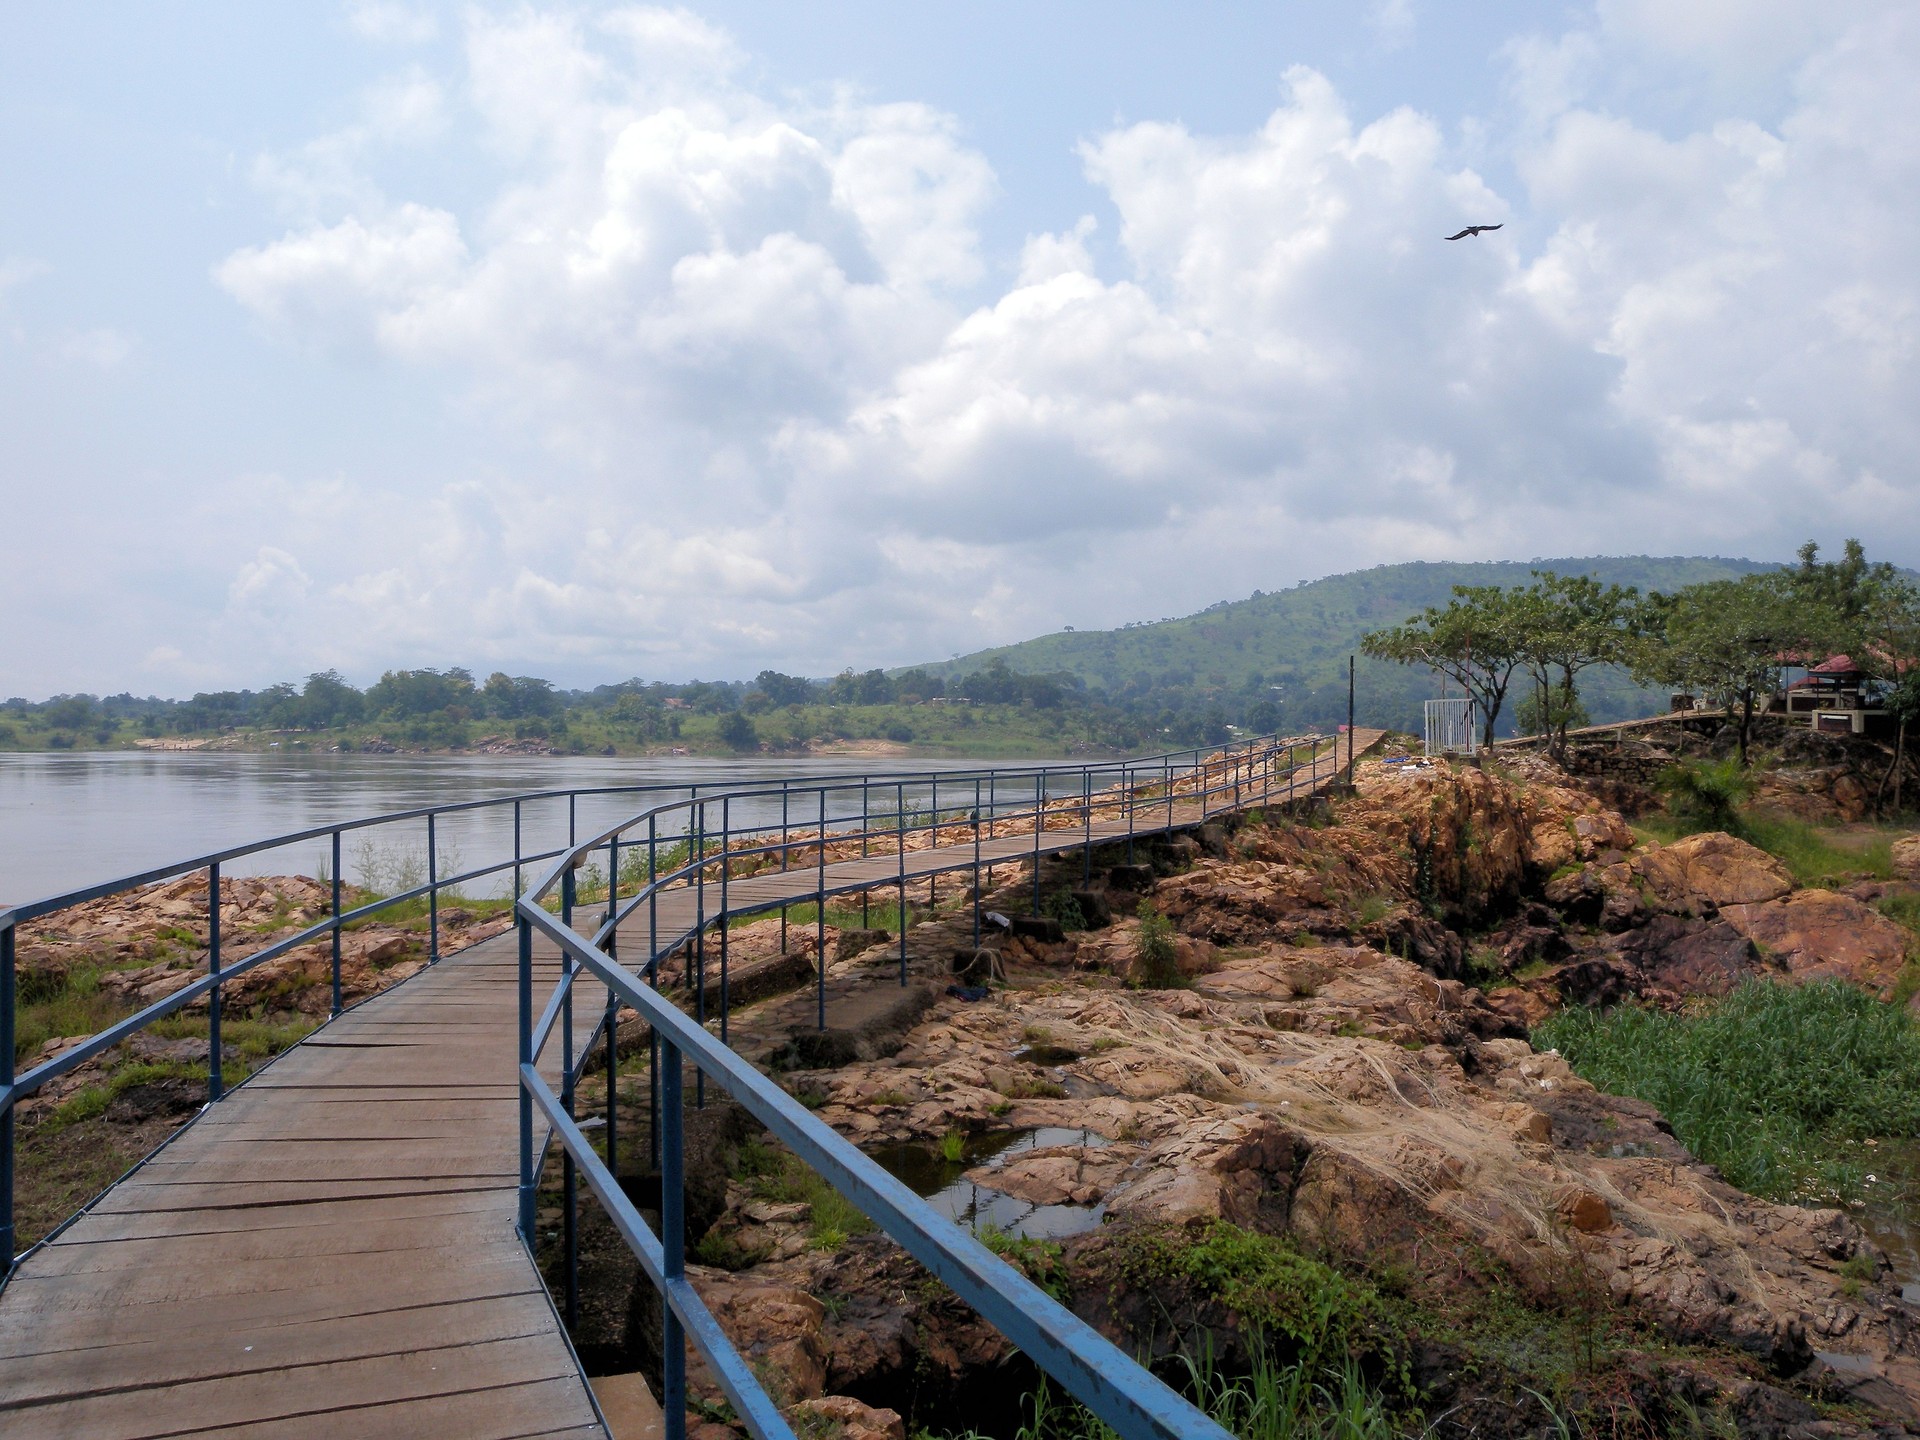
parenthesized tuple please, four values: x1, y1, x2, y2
(1423, 698, 1477, 757)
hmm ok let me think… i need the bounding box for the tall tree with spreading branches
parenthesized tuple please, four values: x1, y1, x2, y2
(1361, 585, 1527, 748)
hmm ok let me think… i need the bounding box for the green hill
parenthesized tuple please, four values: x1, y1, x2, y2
(910, 556, 1774, 736)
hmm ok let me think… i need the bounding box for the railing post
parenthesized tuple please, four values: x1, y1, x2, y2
(561, 944, 577, 1330)
(427, 813, 440, 965)
(517, 912, 535, 1243)
(719, 797, 730, 1044)
(660, 1037, 686, 1439)
(1032, 772, 1043, 914)
(860, 783, 870, 928)
(330, 829, 342, 1018)
(207, 862, 223, 1103)
(513, 799, 522, 899)
(896, 781, 908, 986)
(607, 834, 619, 935)
(2, 916, 15, 1267)
(779, 780, 789, 956)
(694, 803, 706, 1109)
(1082, 768, 1092, 885)
(971, 778, 982, 948)
(648, 814, 660, 1173)
(816, 788, 827, 1032)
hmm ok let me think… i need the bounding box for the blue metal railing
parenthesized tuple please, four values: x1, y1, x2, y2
(516, 732, 1338, 1440)
(0, 732, 1331, 1273)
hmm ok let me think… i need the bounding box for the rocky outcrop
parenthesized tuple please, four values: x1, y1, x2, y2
(1721, 890, 1911, 997)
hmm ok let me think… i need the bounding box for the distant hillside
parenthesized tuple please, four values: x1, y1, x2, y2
(910, 556, 1774, 735)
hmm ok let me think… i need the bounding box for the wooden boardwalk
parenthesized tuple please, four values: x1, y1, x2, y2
(0, 733, 1382, 1438)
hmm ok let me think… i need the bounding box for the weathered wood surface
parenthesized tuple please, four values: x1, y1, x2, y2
(0, 937, 609, 1440)
(0, 733, 1382, 1437)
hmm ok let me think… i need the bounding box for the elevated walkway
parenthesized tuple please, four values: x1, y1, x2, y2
(0, 731, 1384, 1438)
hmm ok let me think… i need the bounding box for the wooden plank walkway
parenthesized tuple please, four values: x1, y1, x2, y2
(0, 733, 1382, 1438)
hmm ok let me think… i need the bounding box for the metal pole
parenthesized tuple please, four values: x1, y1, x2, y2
(649, 814, 659, 1172)
(897, 781, 908, 986)
(1032, 772, 1042, 914)
(1082, 769, 1092, 885)
(207, 862, 223, 1103)
(694, 803, 706, 1108)
(1348, 655, 1356, 780)
(816, 789, 827, 1032)
(972, 778, 982, 949)
(427, 812, 439, 965)
(562, 946, 577, 1329)
(607, 834, 619, 935)
(780, 781, 789, 956)
(660, 1038, 687, 1438)
(861, 783, 870, 928)
(329, 830, 342, 1017)
(1, 918, 15, 1266)
(513, 799, 522, 899)
(516, 912, 535, 1242)
(719, 797, 730, 1044)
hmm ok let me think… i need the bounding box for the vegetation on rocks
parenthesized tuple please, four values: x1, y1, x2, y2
(1539, 980, 1920, 1204)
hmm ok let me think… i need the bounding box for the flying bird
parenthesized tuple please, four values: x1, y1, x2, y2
(1445, 224, 1503, 241)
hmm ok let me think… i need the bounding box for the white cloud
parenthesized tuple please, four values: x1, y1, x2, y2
(188, 2, 1920, 684)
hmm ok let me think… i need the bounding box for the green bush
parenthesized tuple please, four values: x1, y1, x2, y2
(1131, 901, 1184, 989)
(1537, 979, 1920, 1204)
(1655, 758, 1753, 831)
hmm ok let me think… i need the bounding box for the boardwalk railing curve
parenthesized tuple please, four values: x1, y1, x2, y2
(518, 732, 1341, 1440)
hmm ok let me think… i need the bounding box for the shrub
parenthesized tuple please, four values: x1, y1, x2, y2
(1131, 901, 1184, 989)
(1655, 758, 1753, 831)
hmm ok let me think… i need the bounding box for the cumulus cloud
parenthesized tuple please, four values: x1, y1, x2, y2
(198, 1, 1920, 683)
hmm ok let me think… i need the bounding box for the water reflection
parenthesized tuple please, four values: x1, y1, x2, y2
(0, 750, 1087, 906)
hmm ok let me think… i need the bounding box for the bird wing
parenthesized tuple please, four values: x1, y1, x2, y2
(1481, 223, 1503, 232)
(1444, 229, 1470, 240)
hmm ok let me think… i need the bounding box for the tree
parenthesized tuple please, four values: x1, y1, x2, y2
(1841, 567, 1920, 810)
(1509, 572, 1643, 760)
(716, 710, 758, 752)
(1361, 585, 1527, 747)
(1630, 573, 1835, 766)
(753, 670, 816, 708)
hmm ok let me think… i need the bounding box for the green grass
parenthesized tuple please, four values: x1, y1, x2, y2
(44, 1060, 213, 1131)
(1635, 800, 1896, 890)
(734, 1137, 875, 1250)
(751, 899, 911, 933)
(1537, 979, 1920, 1204)
(14, 964, 138, 1063)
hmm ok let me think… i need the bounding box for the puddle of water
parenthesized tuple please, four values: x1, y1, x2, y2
(1847, 1140, 1920, 1302)
(1014, 1045, 1082, 1067)
(868, 1127, 1113, 1240)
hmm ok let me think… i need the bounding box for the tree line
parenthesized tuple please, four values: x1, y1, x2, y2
(1361, 541, 1920, 778)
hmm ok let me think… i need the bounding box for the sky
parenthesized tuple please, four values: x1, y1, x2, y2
(2, 1, 1915, 698)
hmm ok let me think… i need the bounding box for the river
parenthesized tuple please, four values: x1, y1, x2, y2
(0, 749, 1076, 907)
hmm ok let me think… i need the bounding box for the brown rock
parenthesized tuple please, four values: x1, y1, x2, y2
(1636, 832, 1793, 911)
(1720, 890, 1911, 996)
(1556, 1187, 1613, 1233)
(700, 1276, 828, 1401)
(790, 1395, 906, 1440)
(1892, 834, 1920, 882)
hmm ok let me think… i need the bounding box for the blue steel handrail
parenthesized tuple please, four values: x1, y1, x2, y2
(0, 731, 1323, 1268)
(516, 732, 1336, 1440)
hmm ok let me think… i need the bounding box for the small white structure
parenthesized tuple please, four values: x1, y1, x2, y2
(1424, 697, 1477, 757)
